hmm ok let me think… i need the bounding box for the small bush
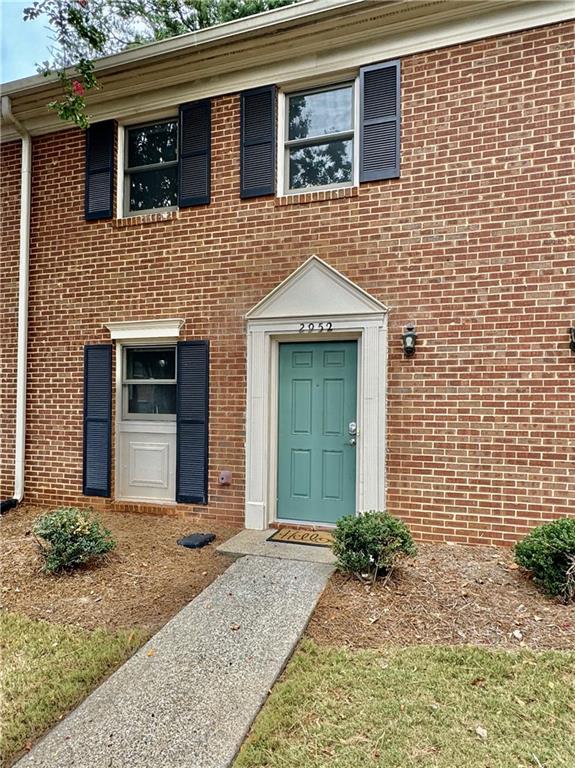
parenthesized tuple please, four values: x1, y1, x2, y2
(514, 518, 575, 603)
(332, 511, 416, 582)
(33, 507, 116, 574)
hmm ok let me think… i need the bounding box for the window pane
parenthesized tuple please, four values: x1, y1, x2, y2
(127, 121, 177, 167)
(128, 384, 176, 415)
(288, 87, 352, 141)
(289, 140, 353, 190)
(129, 167, 177, 212)
(126, 348, 175, 380)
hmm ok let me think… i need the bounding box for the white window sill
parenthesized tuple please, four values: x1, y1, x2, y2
(119, 421, 177, 433)
(113, 210, 180, 228)
(275, 186, 359, 206)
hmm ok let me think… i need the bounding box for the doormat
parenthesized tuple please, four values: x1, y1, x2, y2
(267, 528, 334, 547)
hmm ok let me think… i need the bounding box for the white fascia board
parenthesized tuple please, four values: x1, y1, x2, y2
(105, 319, 185, 340)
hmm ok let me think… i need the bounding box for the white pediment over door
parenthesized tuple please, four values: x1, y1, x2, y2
(246, 256, 387, 319)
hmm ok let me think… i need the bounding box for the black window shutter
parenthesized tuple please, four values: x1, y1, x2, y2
(85, 121, 115, 220)
(178, 100, 211, 207)
(83, 345, 112, 496)
(360, 61, 400, 182)
(176, 341, 209, 504)
(240, 85, 276, 198)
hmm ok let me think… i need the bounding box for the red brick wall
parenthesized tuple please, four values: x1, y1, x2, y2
(1, 22, 574, 543)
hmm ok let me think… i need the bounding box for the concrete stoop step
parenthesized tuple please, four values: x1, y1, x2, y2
(17, 555, 333, 768)
(216, 528, 336, 564)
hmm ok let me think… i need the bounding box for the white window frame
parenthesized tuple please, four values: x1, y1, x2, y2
(116, 111, 179, 218)
(122, 344, 177, 421)
(278, 78, 360, 196)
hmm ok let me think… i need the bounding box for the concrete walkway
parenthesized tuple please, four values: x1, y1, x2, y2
(17, 555, 333, 768)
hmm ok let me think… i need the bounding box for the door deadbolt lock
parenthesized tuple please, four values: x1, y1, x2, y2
(348, 422, 357, 436)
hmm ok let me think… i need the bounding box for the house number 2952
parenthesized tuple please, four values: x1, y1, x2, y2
(298, 321, 333, 332)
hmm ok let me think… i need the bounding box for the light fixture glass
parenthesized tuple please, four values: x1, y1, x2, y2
(402, 323, 417, 358)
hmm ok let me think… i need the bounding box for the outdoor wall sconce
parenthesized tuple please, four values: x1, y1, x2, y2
(402, 323, 417, 357)
(570, 326, 575, 353)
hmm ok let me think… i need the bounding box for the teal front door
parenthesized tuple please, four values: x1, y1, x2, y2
(277, 341, 357, 524)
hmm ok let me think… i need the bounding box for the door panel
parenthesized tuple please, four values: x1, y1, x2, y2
(322, 450, 343, 500)
(323, 379, 344, 435)
(128, 442, 169, 488)
(291, 450, 312, 498)
(292, 379, 312, 433)
(277, 341, 357, 524)
(119, 427, 176, 501)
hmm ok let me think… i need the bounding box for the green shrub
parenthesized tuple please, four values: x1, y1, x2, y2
(33, 507, 116, 574)
(514, 519, 575, 603)
(332, 511, 416, 582)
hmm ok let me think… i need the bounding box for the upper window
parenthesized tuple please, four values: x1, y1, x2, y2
(124, 120, 178, 215)
(284, 83, 355, 193)
(123, 346, 177, 419)
(86, 66, 398, 221)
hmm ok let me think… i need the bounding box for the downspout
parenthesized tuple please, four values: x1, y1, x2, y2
(1, 96, 31, 513)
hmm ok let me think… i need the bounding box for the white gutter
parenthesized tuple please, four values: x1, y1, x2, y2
(0, 0, 380, 95)
(1, 96, 31, 508)
(2, 0, 573, 98)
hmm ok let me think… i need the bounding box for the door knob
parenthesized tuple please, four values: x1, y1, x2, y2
(348, 422, 357, 436)
(349, 437, 356, 446)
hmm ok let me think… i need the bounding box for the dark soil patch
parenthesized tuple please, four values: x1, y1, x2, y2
(308, 543, 574, 650)
(1, 505, 239, 632)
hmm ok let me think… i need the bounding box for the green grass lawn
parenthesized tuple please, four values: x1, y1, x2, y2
(235, 640, 575, 768)
(0, 612, 146, 766)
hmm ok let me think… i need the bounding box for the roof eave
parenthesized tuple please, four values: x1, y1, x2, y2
(1, 0, 573, 143)
(0, 0, 383, 96)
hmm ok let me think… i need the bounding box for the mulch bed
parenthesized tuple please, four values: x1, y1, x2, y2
(307, 543, 575, 651)
(1, 505, 239, 632)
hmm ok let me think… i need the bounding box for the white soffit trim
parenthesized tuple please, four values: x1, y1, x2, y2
(105, 319, 185, 340)
(246, 255, 388, 319)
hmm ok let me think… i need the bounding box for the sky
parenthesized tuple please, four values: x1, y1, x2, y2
(1, 0, 52, 83)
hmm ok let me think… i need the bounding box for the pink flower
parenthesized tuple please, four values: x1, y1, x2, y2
(77, 0, 88, 7)
(72, 80, 85, 96)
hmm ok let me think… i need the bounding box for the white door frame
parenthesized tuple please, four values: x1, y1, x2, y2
(245, 257, 388, 530)
(270, 331, 361, 528)
(104, 319, 184, 503)
(113, 340, 178, 503)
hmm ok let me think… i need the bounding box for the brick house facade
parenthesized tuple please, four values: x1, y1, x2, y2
(1, 0, 574, 544)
